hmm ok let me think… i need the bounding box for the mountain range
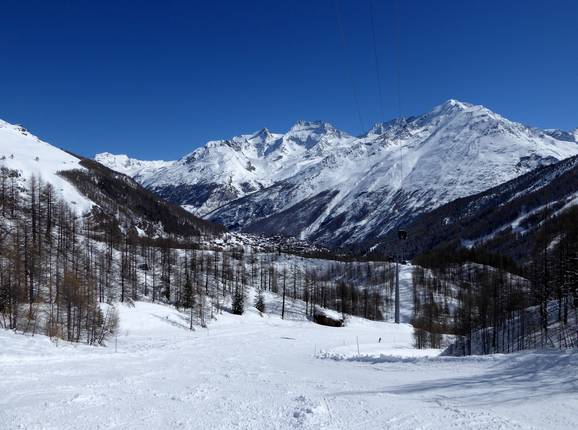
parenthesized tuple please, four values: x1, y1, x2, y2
(96, 100, 578, 249)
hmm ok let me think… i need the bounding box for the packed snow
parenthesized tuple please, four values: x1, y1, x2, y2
(2, 300, 577, 429)
(398, 264, 414, 324)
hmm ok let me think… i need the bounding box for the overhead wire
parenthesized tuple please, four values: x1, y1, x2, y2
(369, 0, 385, 121)
(335, 0, 366, 134)
(391, 0, 405, 187)
(392, 0, 403, 121)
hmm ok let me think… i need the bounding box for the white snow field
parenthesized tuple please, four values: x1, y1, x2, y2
(1, 302, 577, 430)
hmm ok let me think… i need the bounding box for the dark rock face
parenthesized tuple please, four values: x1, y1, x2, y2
(244, 190, 339, 238)
(152, 183, 239, 209)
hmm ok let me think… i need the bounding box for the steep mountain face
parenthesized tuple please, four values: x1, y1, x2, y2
(96, 100, 578, 248)
(378, 153, 578, 263)
(0, 119, 225, 239)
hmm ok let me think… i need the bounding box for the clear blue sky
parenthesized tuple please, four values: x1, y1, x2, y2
(1, 0, 577, 160)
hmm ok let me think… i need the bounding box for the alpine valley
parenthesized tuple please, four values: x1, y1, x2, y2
(5, 2, 578, 428)
(3, 101, 578, 429)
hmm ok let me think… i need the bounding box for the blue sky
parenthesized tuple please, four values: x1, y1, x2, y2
(1, 0, 577, 160)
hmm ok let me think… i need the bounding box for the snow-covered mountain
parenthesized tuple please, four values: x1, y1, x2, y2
(382, 152, 578, 262)
(112, 120, 354, 216)
(94, 152, 174, 180)
(0, 119, 94, 213)
(96, 100, 578, 248)
(0, 118, 224, 238)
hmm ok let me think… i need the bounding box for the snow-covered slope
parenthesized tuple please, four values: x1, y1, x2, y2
(3, 301, 578, 429)
(0, 118, 224, 238)
(0, 120, 93, 213)
(384, 152, 578, 261)
(96, 100, 578, 247)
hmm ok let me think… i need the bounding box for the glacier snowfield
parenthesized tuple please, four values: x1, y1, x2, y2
(1, 301, 577, 430)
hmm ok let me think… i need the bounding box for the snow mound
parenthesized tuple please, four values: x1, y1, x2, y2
(317, 345, 441, 363)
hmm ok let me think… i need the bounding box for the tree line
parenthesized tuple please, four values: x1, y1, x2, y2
(412, 206, 578, 353)
(0, 170, 397, 345)
(0, 169, 117, 344)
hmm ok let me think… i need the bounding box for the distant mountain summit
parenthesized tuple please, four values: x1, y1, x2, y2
(96, 100, 578, 248)
(94, 152, 174, 180)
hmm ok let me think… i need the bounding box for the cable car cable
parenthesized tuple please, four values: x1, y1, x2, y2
(335, 0, 366, 134)
(369, 0, 385, 121)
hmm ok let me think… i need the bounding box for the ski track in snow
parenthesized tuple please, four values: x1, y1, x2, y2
(398, 264, 414, 324)
(1, 302, 577, 429)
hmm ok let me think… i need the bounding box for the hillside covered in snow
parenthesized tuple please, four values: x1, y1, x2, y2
(0, 120, 94, 213)
(0, 119, 225, 239)
(96, 100, 578, 248)
(95, 152, 173, 181)
(382, 152, 578, 262)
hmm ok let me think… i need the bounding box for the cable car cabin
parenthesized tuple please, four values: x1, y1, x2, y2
(398, 229, 408, 240)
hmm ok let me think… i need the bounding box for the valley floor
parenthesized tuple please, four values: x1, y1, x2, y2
(1, 302, 577, 430)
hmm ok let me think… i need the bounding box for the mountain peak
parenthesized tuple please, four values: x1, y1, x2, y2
(433, 99, 474, 114)
(250, 127, 273, 140)
(366, 122, 389, 136)
(364, 118, 408, 137)
(289, 120, 337, 134)
(445, 98, 470, 107)
(363, 100, 484, 138)
(96, 151, 128, 160)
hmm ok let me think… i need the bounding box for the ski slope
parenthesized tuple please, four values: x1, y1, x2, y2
(398, 264, 414, 324)
(1, 301, 577, 429)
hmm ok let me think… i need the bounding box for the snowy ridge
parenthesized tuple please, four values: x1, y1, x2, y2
(94, 152, 174, 179)
(96, 100, 578, 247)
(0, 120, 93, 213)
(126, 120, 354, 216)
